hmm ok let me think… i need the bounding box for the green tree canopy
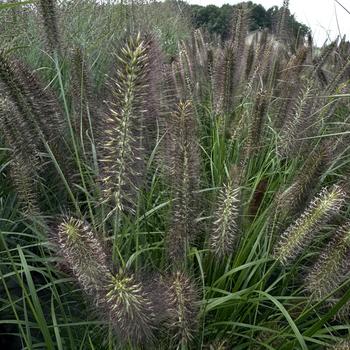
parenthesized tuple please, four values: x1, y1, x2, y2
(189, 1, 309, 42)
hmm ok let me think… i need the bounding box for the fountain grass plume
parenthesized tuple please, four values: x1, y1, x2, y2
(277, 80, 315, 158)
(37, 0, 61, 53)
(247, 89, 269, 155)
(209, 180, 240, 258)
(54, 217, 110, 296)
(275, 142, 332, 222)
(54, 217, 157, 344)
(273, 185, 346, 265)
(0, 52, 64, 147)
(163, 271, 199, 347)
(71, 46, 97, 142)
(0, 97, 40, 214)
(214, 4, 249, 114)
(164, 100, 201, 263)
(331, 340, 350, 350)
(306, 222, 350, 299)
(98, 33, 160, 215)
(104, 271, 156, 344)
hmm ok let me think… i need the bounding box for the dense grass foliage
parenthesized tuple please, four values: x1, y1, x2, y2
(1, 1, 350, 349)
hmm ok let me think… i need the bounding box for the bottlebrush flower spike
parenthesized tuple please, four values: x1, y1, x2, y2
(0, 52, 64, 147)
(163, 100, 201, 263)
(98, 34, 159, 215)
(273, 185, 346, 265)
(278, 80, 315, 158)
(0, 97, 40, 161)
(37, 0, 61, 53)
(275, 46, 309, 132)
(331, 340, 350, 350)
(246, 30, 274, 89)
(214, 4, 249, 114)
(71, 46, 97, 141)
(163, 271, 199, 347)
(247, 89, 268, 155)
(209, 181, 240, 258)
(208, 340, 230, 350)
(276, 142, 331, 220)
(8, 156, 40, 215)
(0, 98, 40, 214)
(0, 53, 72, 188)
(54, 218, 157, 345)
(306, 222, 350, 299)
(326, 58, 350, 94)
(312, 38, 338, 86)
(276, 0, 290, 43)
(104, 272, 156, 344)
(54, 217, 110, 296)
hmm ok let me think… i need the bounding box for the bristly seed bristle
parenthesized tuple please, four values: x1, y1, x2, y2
(53, 218, 157, 345)
(331, 340, 350, 350)
(37, 0, 61, 53)
(278, 80, 315, 158)
(305, 222, 350, 299)
(275, 142, 331, 222)
(163, 271, 199, 347)
(209, 181, 240, 258)
(214, 4, 249, 114)
(273, 185, 346, 264)
(71, 46, 97, 142)
(105, 272, 156, 344)
(55, 217, 110, 296)
(0, 97, 40, 214)
(163, 100, 201, 263)
(98, 33, 158, 216)
(0, 52, 64, 147)
(247, 89, 268, 155)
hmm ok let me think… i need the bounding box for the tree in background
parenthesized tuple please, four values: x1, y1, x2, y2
(189, 1, 309, 44)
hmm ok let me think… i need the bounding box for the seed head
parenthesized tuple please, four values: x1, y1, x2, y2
(209, 182, 240, 258)
(306, 222, 350, 299)
(273, 185, 346, 264)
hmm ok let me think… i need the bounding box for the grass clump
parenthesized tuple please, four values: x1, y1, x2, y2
(2, 1, 350, 349)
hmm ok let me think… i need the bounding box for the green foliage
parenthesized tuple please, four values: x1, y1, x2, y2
(0, 0, 36, 11)
(189, 1, 309, 43)
(1, 1, 350, 350)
